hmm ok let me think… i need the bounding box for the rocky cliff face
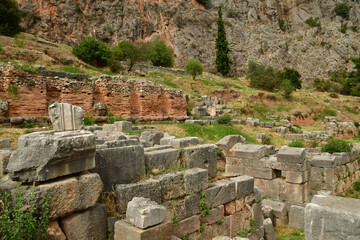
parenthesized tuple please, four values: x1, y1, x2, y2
(17, 0, 360, 80)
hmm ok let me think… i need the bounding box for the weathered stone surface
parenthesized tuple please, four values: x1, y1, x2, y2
(144, 148, 179, 173)
(168, 137, 200, 148)
(48, 102, 84, 131)
(0, 138, 11, 149)
(0, 150, 12, 178)
(305, 195, 360, 240)
(310, 154, 337, 168)
(205, 179, 236, 208)
(47, 221, 66, 240)
(114, 121, 132, 132)
(102, 124, 115, 132)
(155, 172, 185, 200)
(262, 199, 287, 218)
(182, 144, 217, 178)
(96, 139, 139, 149)
(201, 205, 224, 225)
(231, 175, 254, 199)
(277, 146, 306, 163)
(126, 197, 166, 229)
(289, 205, 305, 230)
(116, 179, 161, 214)
(173, 215, 200, 237)
(233, 144, 267, 160)
(6, 130, 95, 182)
(94, 145, 145, 191)
(0, 100, 8, 117)
(60, 204, 107, 240)
(216, 135, 246, 151)
(159, 136, 176, 145)
(114, 219, 172, 240)
(263, 218, 276, 240)
(163, 193, 201, 221)
(140, 131, 164, 147)
(284, 170, 309, 184)
(0, 173, 103, 219)
(93, 102, 107, 116)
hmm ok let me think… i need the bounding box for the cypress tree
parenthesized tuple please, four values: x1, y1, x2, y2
(215, 6, 230, 76)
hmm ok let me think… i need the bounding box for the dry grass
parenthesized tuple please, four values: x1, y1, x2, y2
(0, 128, 24, 149)
(101, 191, 122, 218)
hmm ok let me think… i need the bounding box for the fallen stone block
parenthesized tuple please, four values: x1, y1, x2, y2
(160, 136, 176, 145)
(114, 121, 132, 132)
(205, 179, 236, 208)
(6, 130, 95, 182)
(94, 145, 145, 191)
(169, 137, 200, 148)
(277, 146, 306, 163)
(183, 168, 208, 194)
(289, 205, 305, 230)
(216, 135, 246, 151)
(60, 204, 107, 240)
(263, 218, 276, 240)
(231, 175, 254, 198)
(116, 179, 161, 214)
(262, 199, 287, 227)
(0, 138, 11, 149)
(140, 131, 164, 147)
(48, 102, 84, 131)
(96, 139, 139, 149)
(126, 197, 166, 229)
(144, 148, 179, 173)
(182, 144, 217, 178)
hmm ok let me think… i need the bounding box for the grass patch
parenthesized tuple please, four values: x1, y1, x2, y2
(343, 105, 359, 115)
(339, 178, 360, 199)
(60, 66, 85, 74)
(163, 80, 178, 89)
(276, 227, 305, 240)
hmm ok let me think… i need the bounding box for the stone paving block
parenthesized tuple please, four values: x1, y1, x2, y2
(205, 179, 236, 208)
(183, 168, 208, 194)
(145, 148, 179, 172)
(182, 144, 217, 178)
(60, 204, 107, 240)
(289, 205, 305, 230)
(173, 215, 200, 237)
(169, 137, 200, 148)
(216, 135, 246, 151)
(95, 145, 145, 191)
(48, 102, 84, 131)
(0, 138, 11, 149)
(114, 121, 132, 132)
(263, 218, 276, 240)
(114, 219, 172, 240)
(277, 146, 306, 163)
(231, 175, 254, 199)
(116, 179, 161, 214)
(155, 172, 185, 200)
(126, 197, 166, 229)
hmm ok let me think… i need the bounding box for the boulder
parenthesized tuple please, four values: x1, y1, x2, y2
(48, 103, 84, 131)
(0, 100, 8, 116)
(140, 131, 164, 147)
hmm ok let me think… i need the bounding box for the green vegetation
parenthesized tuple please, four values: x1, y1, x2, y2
(0, 0, 23, 36)
(8, 84, 18, 100)
(198, 190, 209, 216)
(305, 17, 321, 29)
(185, 59, 204, 80)
(148, 40, 174, 68)
(276, 227, 304, 240)
(333, 3, 351, 19)
(339, 22, 348, 34)
(181, 235, 189, 240)
(343, 56, 360, 96)
(13, 35, 25, 48)
(172, 214, 178, 224)
(322, 139, 352, 154)
(107, 115, 125, 124)
(60, 66, 85, 74)
(216, 114, 232, 124)
(0, 184, 50, 240)
(279, 68, 302, 90)
(281, 79, 295, 99)
(112, 41, 147, 71)
(73, 37, 111, 67)
(343, 105, 359, 115)
(278, 18, 291, 32)
(215, 6, 230, 76)
(288, 140, 305, 148)
(84, 112, 95, 126)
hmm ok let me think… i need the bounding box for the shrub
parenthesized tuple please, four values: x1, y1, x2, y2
(288, 140, 304, 148)
(84, 112, 95, 126)
(280, 79, 295, 99)
(216, 114, 232, 124)
(354, 180, 360, 192)
(247, 61, 281, 91)
(0, 0, 23, 36)
(278, 18, 291, 32)
(0, 184, 50, 239)
(73, 38, 111, 67)
(23, 119, 35, 128)
(305, 17, 321, 29)
(322, 139, 352, 154)
(329, 92, 339, 98)
(339, 22, 348, 33)
(333, 3, 351, 19)
(14, 35, 25, 48)
(108, 59, 122, 73)
(279, 67, 302, 90)
(185, 59, 204, 80)
(148, 40, 174, 67)
(111, 40, 148, 71)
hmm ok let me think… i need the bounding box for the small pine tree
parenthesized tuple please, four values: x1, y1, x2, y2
(215, 6, 230, 76)
(185, 59, 204, 80)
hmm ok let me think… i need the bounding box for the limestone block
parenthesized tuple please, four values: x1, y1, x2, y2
(201, 205, 224, 225)
(60, 204, 107, 240)
(155, 172, 185, 200)
(280, 182, 310, 204)
(205, 179, 236, 208)
(0, 138, 11, 149)
(144, 148, 179, 173)
(232, 144, 267, 160)
(96, 139, 139, 149)
(246, 167, 276, 180)
(159, 136, 176, 145)
(0, 173, 103, 219)
(47, 221, 66, 240)
(116, 179, 161, 214)
(231, 175, 254, 199)
(140, 131, 164, 147)
(115, 220, 172, 240)
(310, 154, 337, 167)
(6, 130, 95, 182)
(126, 197, 166, 229)
(277, 146, 306, 163)
(195, 107, 207, 119)
(284, 170, 309, 184)
(173, 215, 200, 237)
(183, 168, 208, 194)
(103, 124, 115, 132)
(162, 193, 201, 221)
(252, 201, 264, 228)
(289, 205, 305, 230)
(0, 100, 8, 116)
(263, 218, 276, 240)
(262, 199, 287, 218)
(169, 137, 200, 148)
(182, 144, 217, 178)
(94, 145, 145, 192)
(48, 102, 84, 131)
(305, 195, 360, 240)
(216, 135, 246, 151)
(0, 150, 12, 178)
(114, 121, 132, 132)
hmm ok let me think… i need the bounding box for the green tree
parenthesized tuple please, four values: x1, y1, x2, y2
(113, 40, 149, 71)
(342, 56, 360, 96)
(247, 61, 281, 91)
(333, 3, 351, 19)
(148, 40, 174, 67)
(0, 0, 23, 37)
(215, 6, 230, 76)
(279, 67, 302, 90)
(185, 59, 204, 80)
(73, 37, 111, 67)
(280, 79, 295, 99)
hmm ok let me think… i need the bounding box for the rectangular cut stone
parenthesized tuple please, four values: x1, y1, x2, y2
(289, 205, 305, 230)
(6, 130, 95, 182)
(284, 170, 309, 184)
(114, 121, 132, 132)
(247, 167, 275, 179)
(102, 124, 115, 132)
(233, 144, 267, 160)
(169, 137, 200, 148)
(183, 168, 208, 194)
(163, 193, 200, 221)
(144, 148, 179, 172)
(201, 205, 224, 225)
(114, 220, 172, 240)
(216, 135, 246, 151)
(305, 195, 360, 240)
(173, 215, 200, 237)
(48, 102, 84, 131)
(280, 182, 310, 204)
(277, 146, 306, 163)
(262, 199, 287, 218)
(155, 172, 185, 200)
(116, 179, 161, 214)
(281, 161, 310, 172)
(96, 139, 139, 149)
(225, 164, 246, 175)
(205, 179, 236, 208)
(0, 173, 103, 219)
(263, 218, 276, 240)
(159, 137, 176, 146)
(94, 146, 145, 191)
(60, 204, 107, 240)
(231, 175, 254, 198)
(310, 155, 337, 168)
(182, 144, 217, 178)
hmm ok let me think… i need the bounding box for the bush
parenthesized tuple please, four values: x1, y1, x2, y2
(14, 35, 25, 48)
(216, 114, 231, 124)
(333, 3, 351, 19)
(278, 18, 291, 32)
(0, 44, 2, 53)
(73, 38, 111, 67)
(108, 59, 122, 73)
(305, 17, 321, 29)
(279, 67, 302, 90)
(148, 40, 174, 67)
(281, 79, 295, 99)
(339, 22, 348, 33)
(247, 61, 281, 91)
(0, 184, 50, 239)
(354, 180, 360, 192)
(322, 139, 352, 154)
(288, 140, 304, 148)
(0, 0, 23, 36)
(185, 59, 204, 80)
(84, 112, 95, 126)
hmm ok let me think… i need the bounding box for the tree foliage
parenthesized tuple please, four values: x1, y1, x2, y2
(343, 56, 360, 96)
(185, 59, 204, 80)
(279, 67, 302, 90)
(247, 61, 281, 91)
(0, 0, 23, 37)
(73, 37, 111, 67)
(215, 6, 230, 76)
(148, 40, 174, 68)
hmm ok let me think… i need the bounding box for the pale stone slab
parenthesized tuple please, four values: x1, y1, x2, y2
(48, 102, 84, 131)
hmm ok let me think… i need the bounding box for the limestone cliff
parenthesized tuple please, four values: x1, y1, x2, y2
(17, 0, 360, 80)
